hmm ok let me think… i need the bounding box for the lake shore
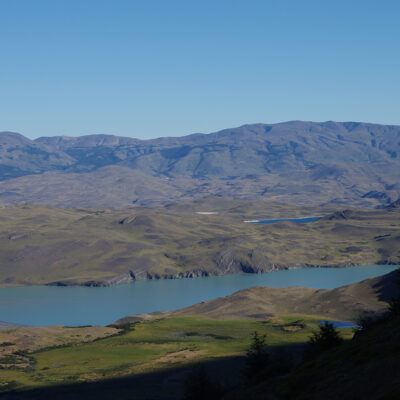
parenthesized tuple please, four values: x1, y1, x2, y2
(0, 265, 397, 327)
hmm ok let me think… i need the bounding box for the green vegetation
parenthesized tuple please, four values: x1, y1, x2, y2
(0, 315, 354, 393)
(226, 269, 400, 399)
(1, 270, 399, 398)
(0, 198, 399, 286)
(306, 322, 344, 358)
(277, 301, 400, 399)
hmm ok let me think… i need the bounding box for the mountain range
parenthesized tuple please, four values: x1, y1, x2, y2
(0, 121, 399, 207)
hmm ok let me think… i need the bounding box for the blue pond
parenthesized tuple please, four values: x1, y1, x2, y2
(320, 320, 357, 329)
(247, 216, 321, 224)
(0, 264, 397, 327)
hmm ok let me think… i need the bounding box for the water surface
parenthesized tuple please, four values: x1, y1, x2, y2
(246, 216, 321, 224)
(0, 265, 397, 327)
(320, 320, 357, 329)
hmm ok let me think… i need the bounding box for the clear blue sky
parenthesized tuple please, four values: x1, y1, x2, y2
(1, 0, 399, 139)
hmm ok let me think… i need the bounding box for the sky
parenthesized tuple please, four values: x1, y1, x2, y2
(0, 0, 399, 139)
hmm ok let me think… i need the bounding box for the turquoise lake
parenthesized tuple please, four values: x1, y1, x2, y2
(0, 265, 397, 327)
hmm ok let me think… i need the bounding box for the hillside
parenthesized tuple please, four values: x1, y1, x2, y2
(274, 315, 400, 400)
(0, 198, 399, 287)
(119, 269, 400, 323)
(1, 121, 400, 207)
(1, 271, 397, 399)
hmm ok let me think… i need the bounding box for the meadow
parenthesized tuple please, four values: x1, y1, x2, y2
(0, 314, 354, 395)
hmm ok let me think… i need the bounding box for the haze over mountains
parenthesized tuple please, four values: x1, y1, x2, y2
(0, 121, 399, 207)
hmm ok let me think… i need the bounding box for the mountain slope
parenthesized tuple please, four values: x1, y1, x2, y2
(0, 121, 399, 207)
(0, 132, 74, 179)
(33, 121, 400, 177)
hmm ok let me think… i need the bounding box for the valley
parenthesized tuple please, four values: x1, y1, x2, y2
(2, 1, 400, 397)
(0, 123, 400, 398)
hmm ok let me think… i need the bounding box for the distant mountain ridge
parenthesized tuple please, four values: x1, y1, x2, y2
(0, 121, 399, 207)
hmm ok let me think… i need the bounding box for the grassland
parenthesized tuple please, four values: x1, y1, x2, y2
(0, 314, 354, 396)
(0, 197, 399, 287)
(1, 270, 398, 398)
(0, 325, 120, 370)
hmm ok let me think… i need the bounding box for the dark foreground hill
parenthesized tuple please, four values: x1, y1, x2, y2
(276, 316, 400, 400)
(0, 121, 400, 207)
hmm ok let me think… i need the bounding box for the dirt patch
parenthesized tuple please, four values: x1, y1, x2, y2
(158, 350, 206, 363)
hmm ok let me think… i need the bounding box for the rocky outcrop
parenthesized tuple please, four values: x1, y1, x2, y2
(8, 232, 32, 240)
(386, 199, 400, 209)
(323, 210, 354, 220)
(118, 215, 136, 224)
(44, 262, 364, 288)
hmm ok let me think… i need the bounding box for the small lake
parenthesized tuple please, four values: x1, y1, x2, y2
(320, 320, 357, 329)
(0, 265, 397, 327)
(245, 216, 321, 224)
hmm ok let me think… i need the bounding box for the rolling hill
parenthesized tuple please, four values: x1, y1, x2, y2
(0, 198, 399, 287)
(118, 269, 400, 323)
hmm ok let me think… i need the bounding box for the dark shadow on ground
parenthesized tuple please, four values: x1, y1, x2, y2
(0, 356, 245, 400)
(0, 342, 307, 400)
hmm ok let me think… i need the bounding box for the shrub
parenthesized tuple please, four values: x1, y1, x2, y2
(306, 322, 343, 358)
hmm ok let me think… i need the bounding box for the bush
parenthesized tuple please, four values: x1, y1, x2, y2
(306, 322, 343, 358)
(356, 313, 381, 332)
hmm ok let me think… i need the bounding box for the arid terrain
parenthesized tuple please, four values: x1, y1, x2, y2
(0, 198, 399, 287)
(1, 121, 400, 208)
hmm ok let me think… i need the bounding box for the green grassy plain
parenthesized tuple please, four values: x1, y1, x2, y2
(0, 315, 354, 393)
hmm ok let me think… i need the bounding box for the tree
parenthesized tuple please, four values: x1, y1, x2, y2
(242, 331, 269, 383)
(306, 321, 343, 358)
